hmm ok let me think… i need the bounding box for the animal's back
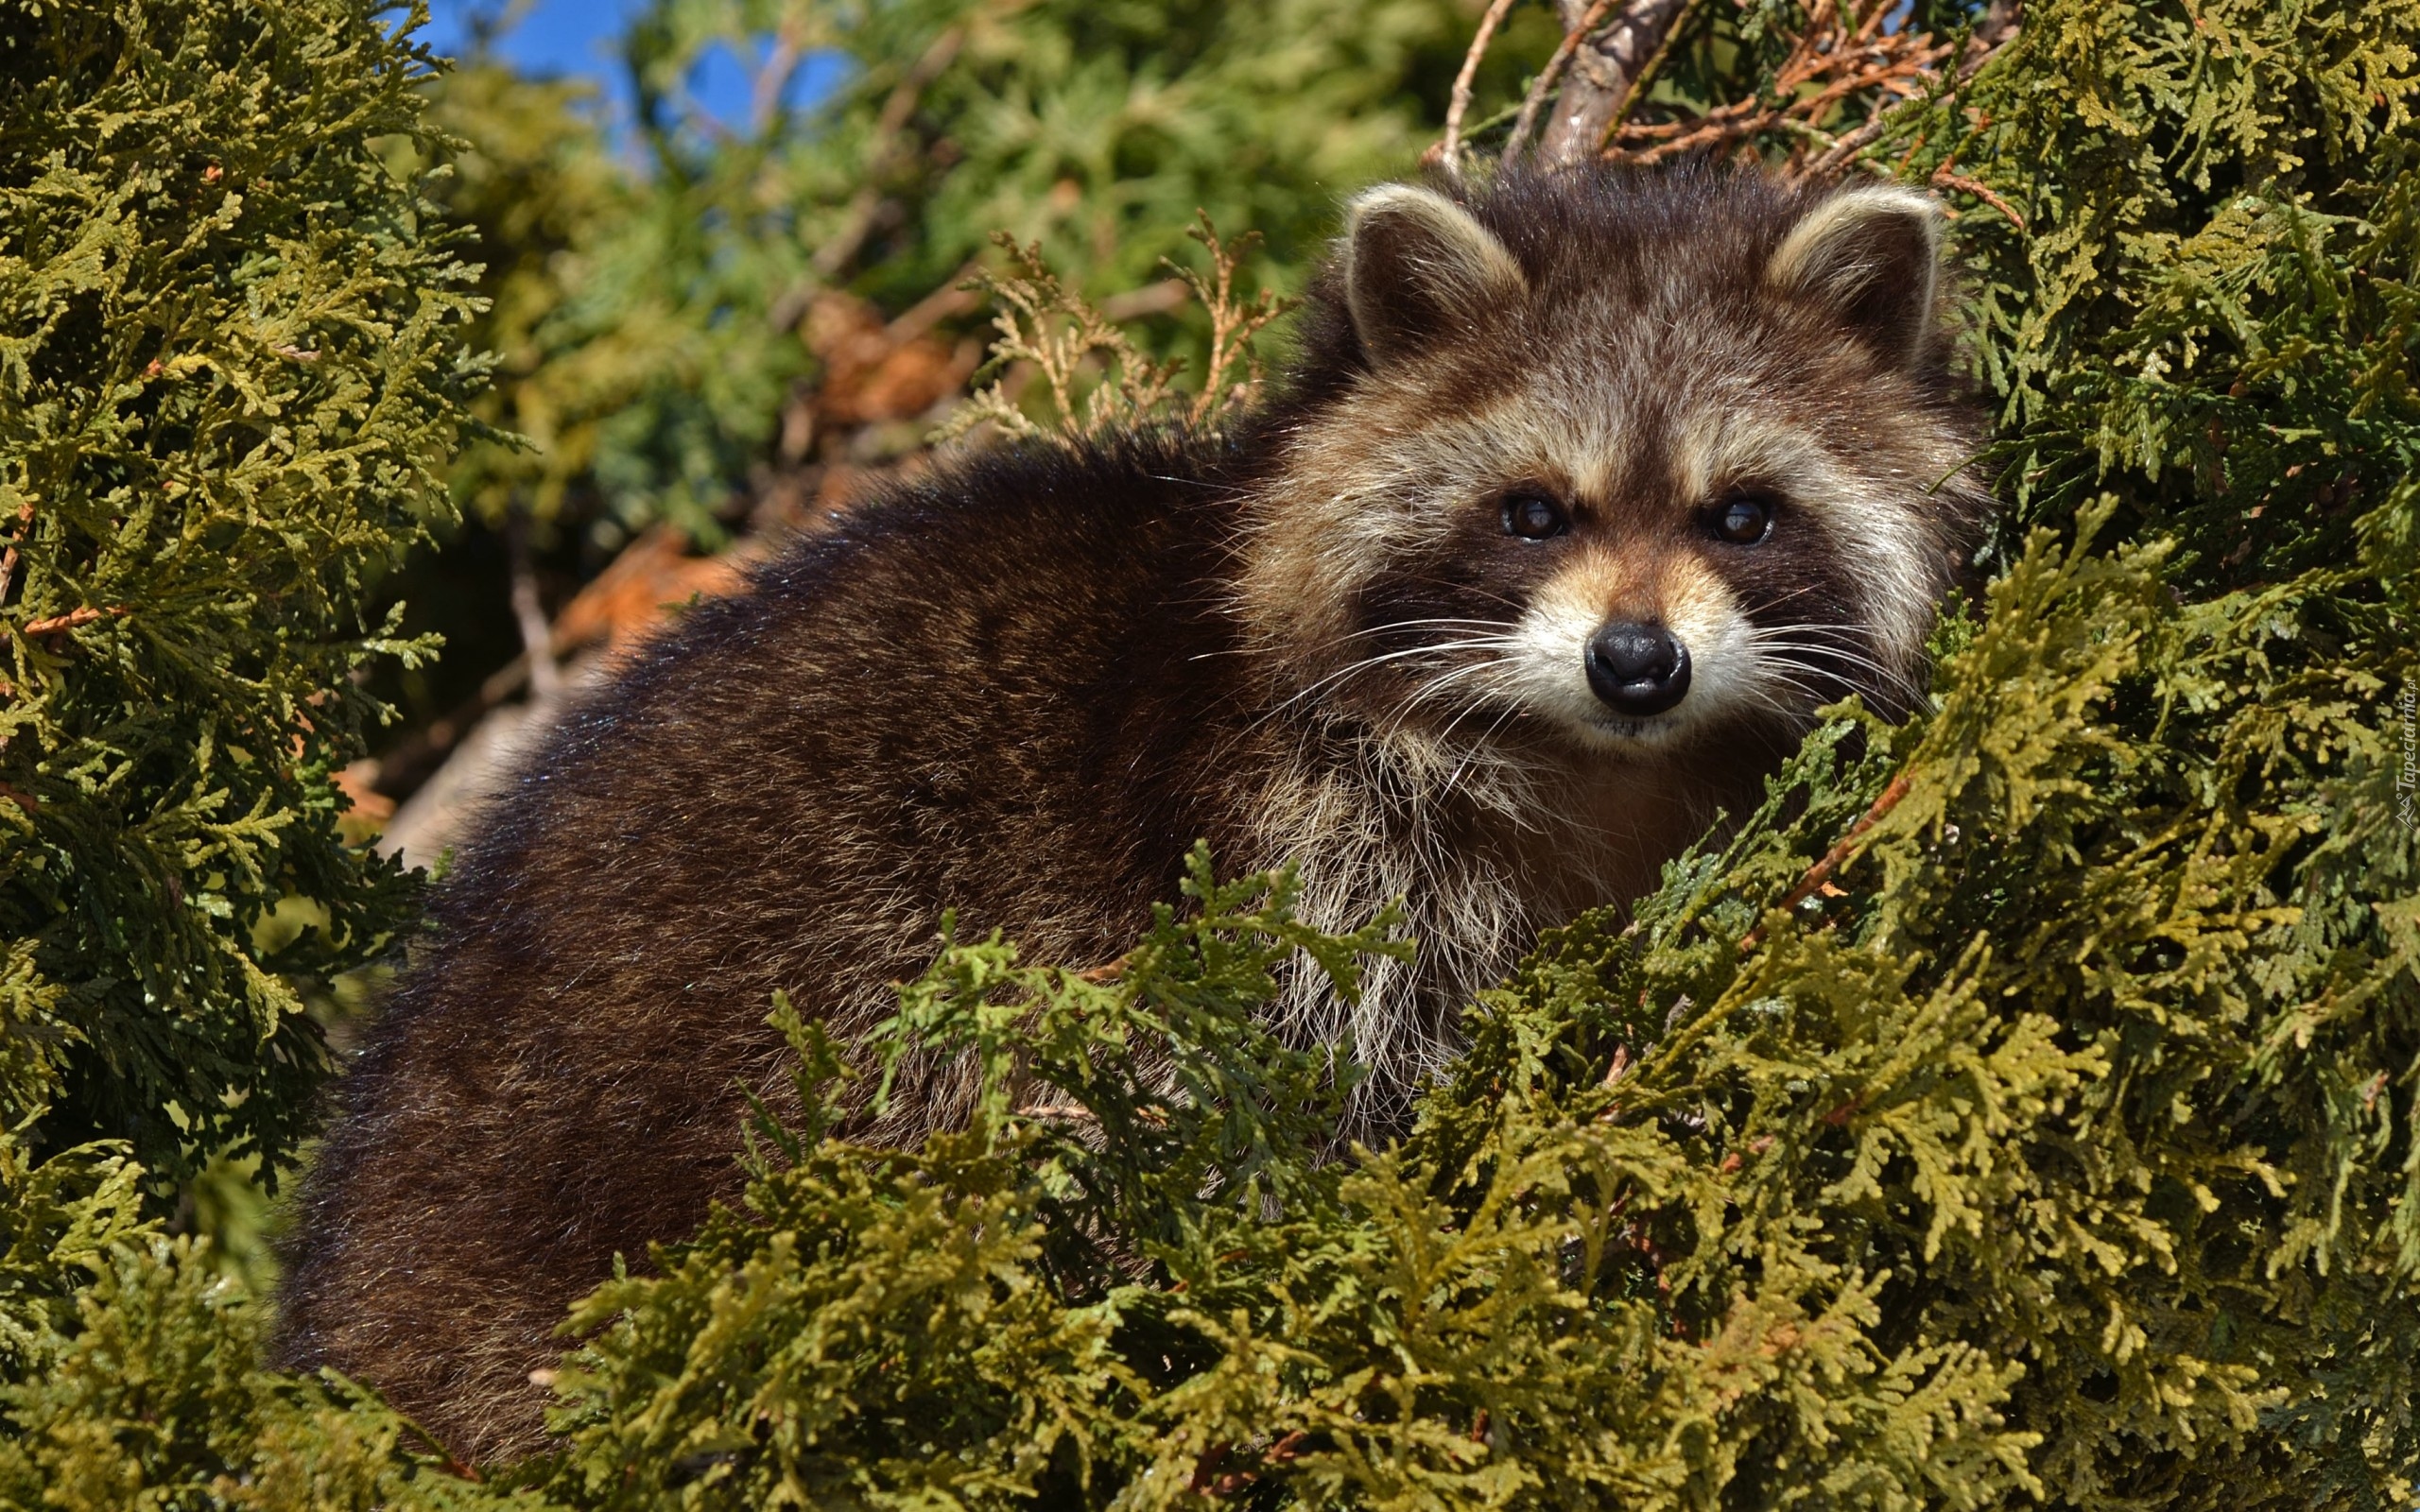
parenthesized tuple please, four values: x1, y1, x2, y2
(276, 438, 1262, 1457)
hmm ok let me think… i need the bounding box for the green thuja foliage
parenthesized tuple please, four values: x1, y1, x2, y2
(1879, 0, 2420, 593)
(0, 1133, 552, 1507)
(521, 552, 2412, 1498)
(0, 1135, 145, 1383)
(0, 1181, 544, 1506)
(7, 0, 2420, 1506)
(0, 0, 481, 1182)
(542, 858, 1405, 1507)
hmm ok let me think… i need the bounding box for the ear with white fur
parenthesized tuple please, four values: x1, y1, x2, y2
(1341, 183, 1526, 363)
(1765, 185, 1946, 368)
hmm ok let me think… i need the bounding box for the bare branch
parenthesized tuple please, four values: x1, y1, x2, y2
(1438, 0, 1520, 181)
(1537, 0, 1691, 168)
(1737, 772, 1911, 954)
(747, 25, 804, 136)
(15, 606, 121, 638)
(506, 510, 559, 707)
(1502, 0, 1616, 166)
(809, 26, 965, 280)
(1932, 168, 2027, 229)
(1616, 0, 2019, 178)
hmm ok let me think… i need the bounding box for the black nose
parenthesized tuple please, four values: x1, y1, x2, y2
(1586, 622, 1691, 717)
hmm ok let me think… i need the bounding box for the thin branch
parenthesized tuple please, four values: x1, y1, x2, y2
(1597, 0, 1709, 144)
(0, 497, 32, 608)
(1800, 113, 1894, 178)
(810, 26, 965, 280)
(1802, 9, 2020, 178)
(1932, 167, 2027, 229)
(1502, 0, 1616, 165)
(1738, 772, 1911, 954)
(884, 269, 982, 344)
(1608, 25, 1950, 166)
(1600, 1043, 1633, 1087)
(1439, 0, 1520, 181)
(748, 25, 805, 136)
(16, 606, 123, 638)
(1077, 952, 1132, 985)
(1614, 0, 2018, 176)
(507, 510, 559, 707)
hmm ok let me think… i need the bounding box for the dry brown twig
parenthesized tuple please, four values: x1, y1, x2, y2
(1606, 3, 1935, 164)
(1599, 0, 2020, 177)
(16, 606, 124, 639)
(1077, 952, 1132, 985)
(1443, 0, 2019, 181)
(1737, 772, 1912, 954)
(1594, 0, 1711, 144)
(1439, 0, 1521, 180)
(1930, 167, 2027, 229)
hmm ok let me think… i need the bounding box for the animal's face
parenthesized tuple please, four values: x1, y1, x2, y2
(1245, 173, 1991, 763)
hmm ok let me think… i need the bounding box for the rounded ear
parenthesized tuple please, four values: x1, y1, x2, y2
(1340, 183, 1527, 364)
(1764, 185, 1946, 369)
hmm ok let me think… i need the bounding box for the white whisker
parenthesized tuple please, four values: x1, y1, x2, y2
(1258, 637, 1529, 727)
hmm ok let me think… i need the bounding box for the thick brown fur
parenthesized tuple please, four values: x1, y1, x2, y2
(276, 164, 1994, 1461)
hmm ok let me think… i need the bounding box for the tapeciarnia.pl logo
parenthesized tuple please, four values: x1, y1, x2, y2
(2398, 680, 2417, 832)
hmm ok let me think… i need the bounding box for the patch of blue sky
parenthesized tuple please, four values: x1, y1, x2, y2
(416, 0, 849, 140)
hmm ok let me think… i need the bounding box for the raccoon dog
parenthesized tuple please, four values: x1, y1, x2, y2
(279, 166, 1993, 1458)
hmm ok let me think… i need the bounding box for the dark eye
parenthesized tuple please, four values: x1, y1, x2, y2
(1501, 491, 1568, 541)
(1713, 490, 1776, 545)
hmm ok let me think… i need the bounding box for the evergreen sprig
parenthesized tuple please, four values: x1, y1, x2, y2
(0, 0, 483, 1185)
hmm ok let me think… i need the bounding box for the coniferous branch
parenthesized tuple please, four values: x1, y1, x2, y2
(932, 235, 1183, 444)
(1598, 0, 2015, 170)
(938, 221, 1292, 446)
(1171, 215, 1300, 429)
(0, 0, 481, 1185)
(1736, 770, 1912, 953)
